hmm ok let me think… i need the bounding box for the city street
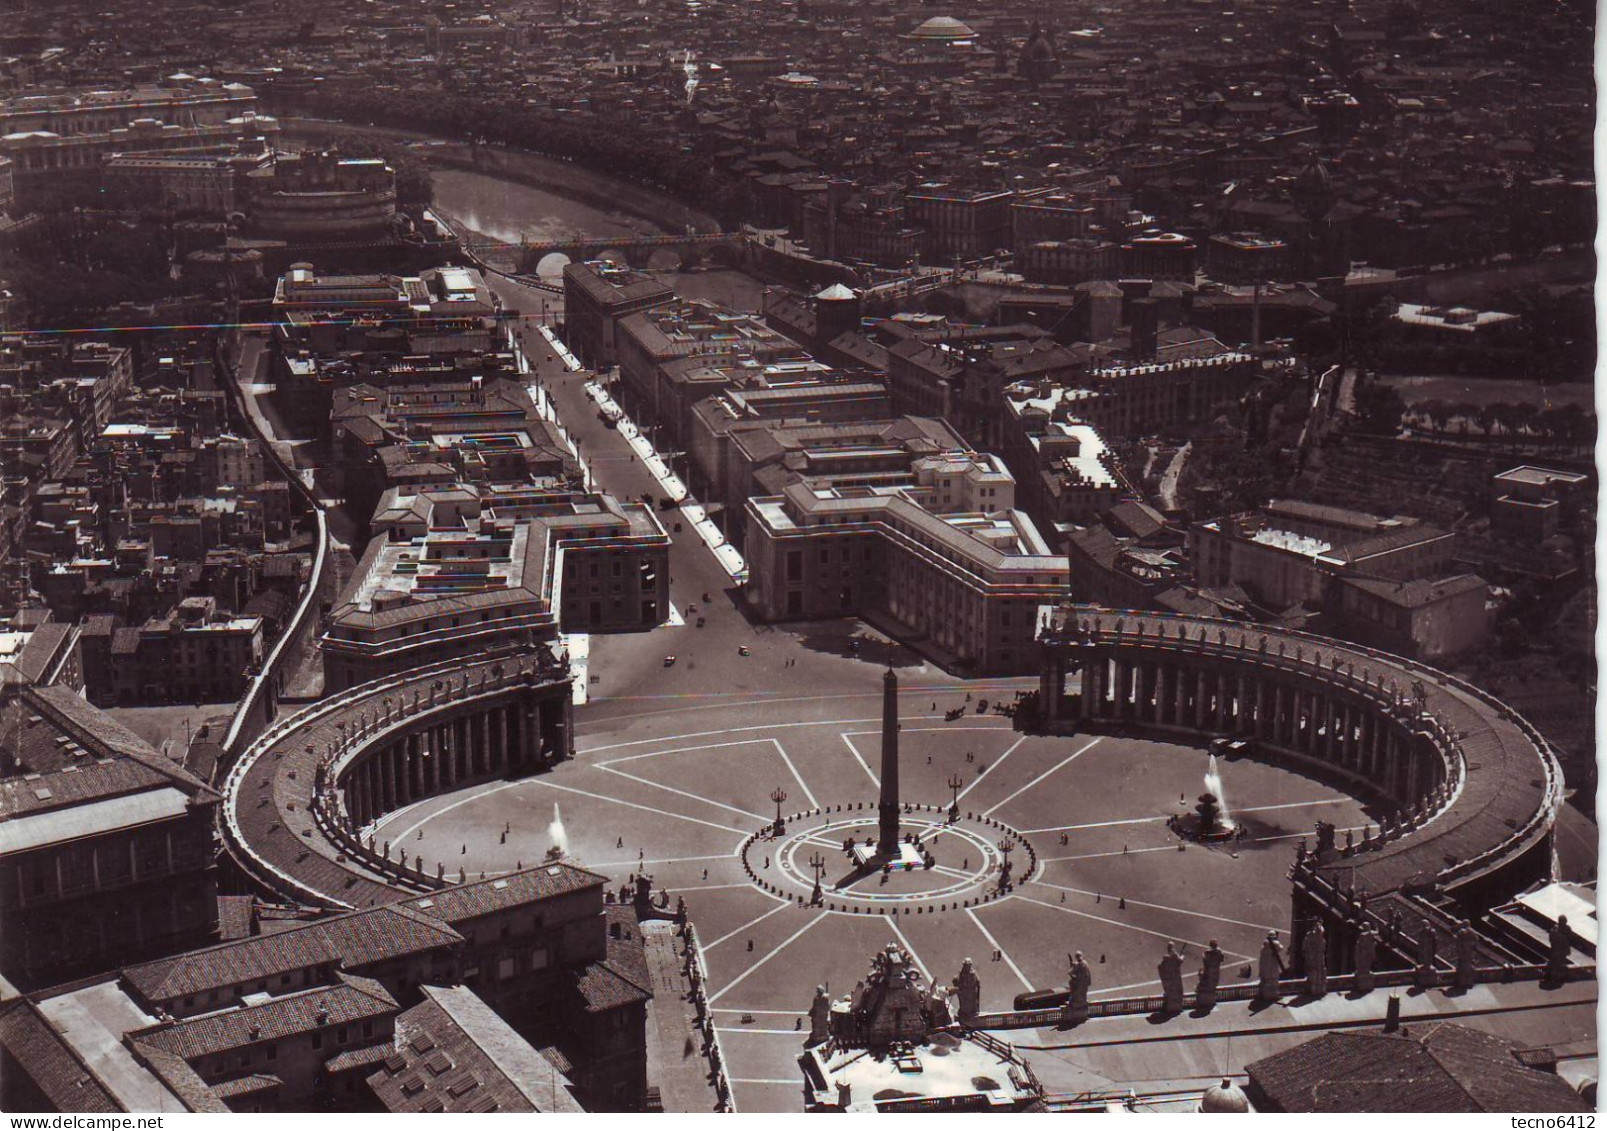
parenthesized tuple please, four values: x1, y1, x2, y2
(485, 272, 990, 718)
(383, 275, 1379, 1111)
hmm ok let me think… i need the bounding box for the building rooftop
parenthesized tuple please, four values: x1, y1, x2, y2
(1245, 1023, 1590, 1113)
(32, 981, 183, 1112)
(804, 1030, 1041, 1111)
(368, 984, 585, 1113)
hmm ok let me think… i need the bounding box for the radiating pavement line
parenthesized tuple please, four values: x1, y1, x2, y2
(574, 684, 1033, 731)
(770, 739, 820, 810)
(1013, 894, 1257, 962)
(708, 912, 828, 1004)
(839, 733, 880, 788)
(583, 717, 882, 756)
(595, 763, 769, 821)
(983, 737, 1103, 818)
(1032, 880, 1281, 934)
(597, 736, 781, 768)
(520, 777, 752, 836)
(965, 908, 1032, 990)
(956, 734, 1028, 802)
(703, 901, 793, 952)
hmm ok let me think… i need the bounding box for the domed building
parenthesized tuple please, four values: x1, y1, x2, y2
(905, 15, 977, 43)
(1199, 1078, 1252, 1113)
(1289, 152, 1334, 224)
(1018, 21, 1059, 84)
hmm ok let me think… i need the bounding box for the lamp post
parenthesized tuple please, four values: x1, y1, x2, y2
(770, 787, 788, 836)
(997, 837, 1015, 888)
(808, 851, 825, 905)
(947, 773, 964, 822)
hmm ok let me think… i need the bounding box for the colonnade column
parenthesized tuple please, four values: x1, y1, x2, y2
(497, 704, 510, 773)
(475, 712, 490, 777)
(1043, 659, 1066, 724)
(1404, 735, 1422, 805)
(380, 744, 393, 812)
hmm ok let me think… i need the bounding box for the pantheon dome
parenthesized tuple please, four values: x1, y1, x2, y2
(908, 16, 977, 41)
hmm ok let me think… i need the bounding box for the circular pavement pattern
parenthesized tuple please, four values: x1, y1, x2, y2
(746, 808, 1039, 913)
(370, 695, 1372, 1111)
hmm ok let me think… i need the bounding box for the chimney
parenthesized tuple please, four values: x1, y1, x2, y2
(1383, 993, 1401, 1033)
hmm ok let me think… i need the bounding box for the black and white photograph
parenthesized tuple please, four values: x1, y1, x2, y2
(0, 0, 1597, 1118)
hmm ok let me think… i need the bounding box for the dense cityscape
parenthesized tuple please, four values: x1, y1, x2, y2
(0, 0, 1596, 1117)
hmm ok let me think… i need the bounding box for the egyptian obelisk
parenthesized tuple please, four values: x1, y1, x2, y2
(877, 665, 901, 855)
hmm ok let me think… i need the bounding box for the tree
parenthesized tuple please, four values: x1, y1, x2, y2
(1507, 401, 1540, 442)
(1416, 398, 1451, 432)
(1486, 402, 1520, 441)
(1353, 382, 1407, 435)
(1556, 403, 1595, 452)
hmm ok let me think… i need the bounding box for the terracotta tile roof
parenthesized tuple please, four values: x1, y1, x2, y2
(367, 985, 585, 1113)
(322, 1042, 396, 1074)
(127, 1042, 231, 1112)
(1246, 1024, 1591, 1113)
(367, 997, 523, 1113)
(403, 863, 606, 925)
(207, 1073, 282, 1100)
(123, 929, 342, 1005)
(309, 903, 466, 967)
(0, 687, 215, 819)
(0, 998, 122, 1112)
(574, 915, 652, 1016)
(130, 974, 398, 1061)
(124, 903, 464, 1006)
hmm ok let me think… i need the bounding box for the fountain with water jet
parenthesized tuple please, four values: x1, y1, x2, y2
(545, 803, 569, 862)
(1178, 751, 1237, 841)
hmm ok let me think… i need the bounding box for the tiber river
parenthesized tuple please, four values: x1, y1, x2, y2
(429, 166, 768, 312)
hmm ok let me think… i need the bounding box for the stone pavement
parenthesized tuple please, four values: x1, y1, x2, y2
(641, 921, 723, 1113)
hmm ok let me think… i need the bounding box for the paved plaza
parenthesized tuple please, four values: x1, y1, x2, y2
(372, 687, 1369, 1110)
